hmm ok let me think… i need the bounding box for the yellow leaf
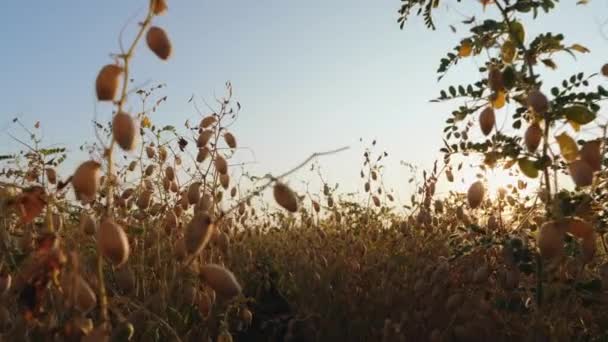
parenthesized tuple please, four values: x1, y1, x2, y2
(459, 40, 473, 57)
(490, 90, 506, 109)
(555, 132, 579, 162)
(570, 44, 590, 53)
(141, 116, 151, 128)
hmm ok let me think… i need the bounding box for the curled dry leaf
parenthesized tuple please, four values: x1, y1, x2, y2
(95, 64, 123, 101)
(273, 182, 298, 212)
(97, 218, 130, 267)
(146, 26, 172, 60)
(112, 112, 137, 151)
(200, 264, 242, 298)
(72, 161, 102, 204)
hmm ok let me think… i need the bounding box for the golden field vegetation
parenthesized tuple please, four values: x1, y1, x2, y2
(1, 0, 608, 341)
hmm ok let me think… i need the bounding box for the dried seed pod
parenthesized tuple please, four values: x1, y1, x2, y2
(0, 273, 11, 295)
(241, 308, 253, 325)
(273, 182, 298, 212)
(527, 89, 549, 114)
(488, 67, 504, 91)
(95, 64, 123, 101)
(137, 190, 152, 210)
(219, 174, 230, 190)
(215, 155, 228, 175)
(561, 217, 593, 239)
(164, 211, 178, 231)
(467, 181, 484, 209)
(312, 200, 320, 213)
(197, 292, 212, 318)
(538, 221, 565, 259)
(97, 218, 130, 267)
(580, 140, 601, 171)
(80, 212, 97, 235)
(224, 132, 237, 149)
(524, 122, 542, 152)
(372, 196, 380, 207)
(151, 0, 168, 15)
(146, 146, 155, 159)
(569, 160, 593, 187)
(188, 182, 201, 205)
(230, 187, 237, 198)
(165, 166, 175, 181)
(602, 63, 608, 77)
(112, 112, 137, 151)
(158, 146, 168, 162)
(479, 107, 495, 136)
(72, 275, 97, 313)
(128, 161, 137, 171)
(170, 181, 178, 193)
(200, 115, 217, 128)
(473, 264, 489, 283)
(72, 160, 102, 204)
(185, 212, 214, 254)
(199, 264, 241, 298)
(146, 26, 172, 60)
(582, 233, 596, 263)
(145, 164, 156, 177)
(196, 147, 210, 163)
(197, 130, 214, 147)
(45, 168, 57, 185)
(197, 194, 213, 213)
(115, 267, 136, 294)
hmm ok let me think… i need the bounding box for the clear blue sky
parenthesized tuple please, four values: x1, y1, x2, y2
(1, 1, 607, 200)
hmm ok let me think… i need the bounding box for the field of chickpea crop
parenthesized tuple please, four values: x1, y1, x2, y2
(2, 0, 608, 341)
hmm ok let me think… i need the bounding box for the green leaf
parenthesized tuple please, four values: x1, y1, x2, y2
(563, 105, 595, 125)
(518, 158, 539, 178)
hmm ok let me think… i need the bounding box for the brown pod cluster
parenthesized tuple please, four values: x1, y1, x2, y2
(147, 26, 172, 60)
(479, 107, 495, 136)
(524, 123, 542, 152)
(72, 160, 102, 203)
(273, 182, 298, 212)
(200, 264, 242, 298)
(95, 64, 123, 101)
(97, 218, 130, 267)
(527, 89, 549, 114)
(112, 112, 137, 151)
(467, 181, 484, 209)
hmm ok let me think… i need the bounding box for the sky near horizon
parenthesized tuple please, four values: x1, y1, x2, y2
(1, 1, 607, 201)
